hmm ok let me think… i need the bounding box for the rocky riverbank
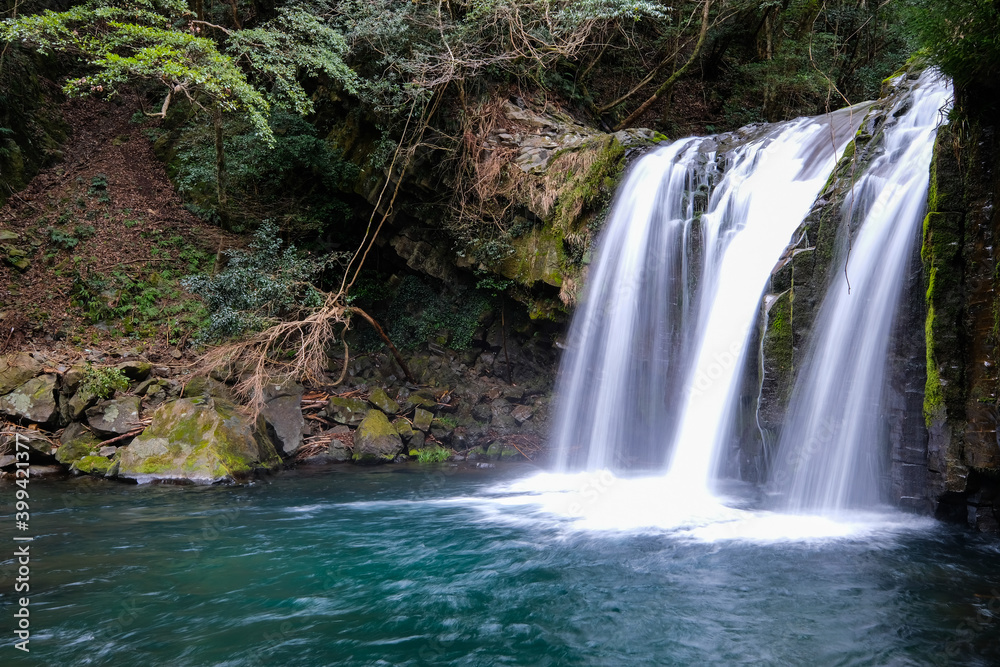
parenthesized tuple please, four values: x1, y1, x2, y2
(0, 337, 555, 484)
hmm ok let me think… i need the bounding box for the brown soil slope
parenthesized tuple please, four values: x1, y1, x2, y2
(0, 98, 238, 364)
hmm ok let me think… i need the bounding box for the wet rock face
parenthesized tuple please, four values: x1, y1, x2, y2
(922, 119, 1000, 531)
(118, 398, 279, 483)
(747, 79, 936, 509)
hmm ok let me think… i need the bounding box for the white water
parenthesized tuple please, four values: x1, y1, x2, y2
(664, 108, 864, 493)
(771, 71, 952, 513)
(476, 471, 937, 543)
(552, 104, 865, 499)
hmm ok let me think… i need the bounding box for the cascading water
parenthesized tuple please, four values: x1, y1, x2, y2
(551, 104, 865, 499)
(769, 71, 952, 513)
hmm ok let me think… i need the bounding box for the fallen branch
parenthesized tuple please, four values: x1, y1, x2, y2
(98, 427, 145, 447)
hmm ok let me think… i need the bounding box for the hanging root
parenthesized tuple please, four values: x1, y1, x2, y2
(197, 293, 353, 421)
(195, 295, 417, 421)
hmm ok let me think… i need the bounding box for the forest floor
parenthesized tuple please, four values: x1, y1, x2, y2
(0, 97, 238, 366)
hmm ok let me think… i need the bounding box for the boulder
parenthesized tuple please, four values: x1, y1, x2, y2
(182, 376, 235, 402)
(485, 441, 521, 460)
(393, 418, 415, 442)
(408, 430, 426, 449)
(0, 352, 42, 395)
(0, 374, 58, 424)
(118, 398, 279, 483)
(511, 404, 534, 424)
(327, 443, 352, 463)
(490, 397, 512, 417)
(326, 425, 352, 462)
(486, 441, 504, 459)
(27, 464, 63, 477)
(368, 387, 400, 415)
(353, 409, 403, 463)
(327, 395, 369, 426)
(492, 414, 518, 431)
(412, 408, 434, 432)
(66, 386, 100, 421)
(0, 428, 55, 463)
(71, 455, 113, 475)
(60, 365, 88, 394)
(55, 422, 102, 465)
(86, 396, 141, 438)
(471, 403, 493, 422)
(261, 382, 306, 456)
(115, 360, 152, 382)
(430, 417, 457, 444)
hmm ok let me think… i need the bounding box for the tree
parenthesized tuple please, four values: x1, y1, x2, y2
(0, 0, 357, 204)
(904, 0, 1000, 110)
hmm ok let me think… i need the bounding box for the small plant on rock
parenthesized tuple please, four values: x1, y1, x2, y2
(79, 364, 129, 399)
(416, 447, 451, 463)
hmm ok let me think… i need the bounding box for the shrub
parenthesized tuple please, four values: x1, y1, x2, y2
(903, 0, 1000, 89)
(182, 221, 347, 340)
(79, 364, 129, 399)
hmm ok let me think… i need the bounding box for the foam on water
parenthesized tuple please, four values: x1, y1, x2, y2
(473, 471, 937, 544)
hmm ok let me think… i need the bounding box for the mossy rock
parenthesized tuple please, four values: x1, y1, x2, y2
(327, 395, 369, 426)
(0, 374, 58, 424)
(118, 398, 280, 483)
(115, 360, 152, 382)
(0, 352, 42, 395)
(353, 409, 403, 464)
(368, 387, 400, 415)
(72, 455, 113, 475)
(67, 385, 101, 421)
(393, 418, 415, 442)
(485, 441, 504, 460)
(412, 407, 434, 432)
(86, 396, 141, 438)
(55, 423, 102, 465)
(182, 376, 235, 402)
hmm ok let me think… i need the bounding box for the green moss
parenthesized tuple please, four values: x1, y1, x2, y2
(763, 291, 794, 381)
(132, 452, 180, 475)
(549, 135, 626, 231)
(120, 398, 275, 480)
(432, 415, 458, 429)
(924, 304, 944, 426)
(501, 226, 564, 287)
(74, 455, 113, 475)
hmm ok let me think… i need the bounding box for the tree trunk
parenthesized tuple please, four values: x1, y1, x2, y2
(214, 108, 227, 209)
(615, 0, 713, 131)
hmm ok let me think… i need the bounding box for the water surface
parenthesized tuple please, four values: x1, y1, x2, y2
(3, 465, 1000, 665)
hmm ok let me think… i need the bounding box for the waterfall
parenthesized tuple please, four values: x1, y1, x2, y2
(769, 72, 952, 513)
(551, 103, 865, 493)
